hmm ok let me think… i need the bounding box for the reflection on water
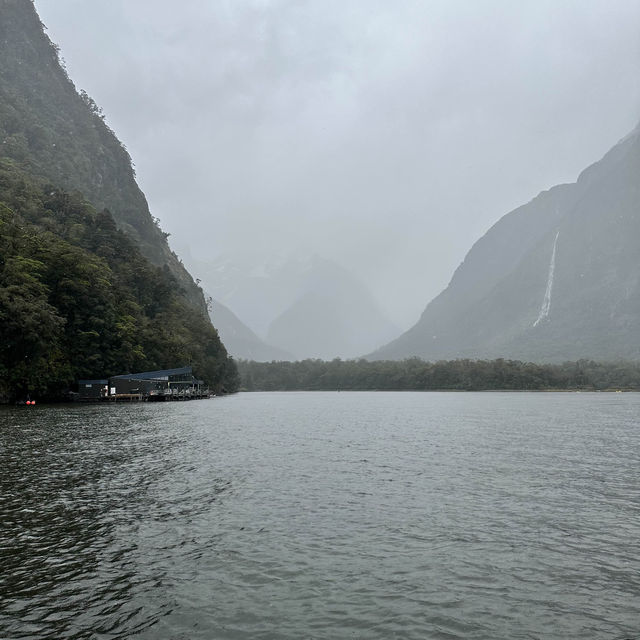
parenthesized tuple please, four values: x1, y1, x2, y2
(1, 393, 639, 639)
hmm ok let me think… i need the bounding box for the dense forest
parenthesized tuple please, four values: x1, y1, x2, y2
(0, 161, 238, 402)
(0, 0, 206, 307)
(0, 1, 239, 402)
(238, 358, 640, 392)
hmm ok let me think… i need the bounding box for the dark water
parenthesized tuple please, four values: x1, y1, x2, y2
(1, 392, 639, 639)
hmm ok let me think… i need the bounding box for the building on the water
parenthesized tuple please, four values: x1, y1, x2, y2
(77, 379, 109, 400)
(76, 366, 208, 402)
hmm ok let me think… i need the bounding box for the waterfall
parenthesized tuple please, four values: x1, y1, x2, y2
(533, 231, 559, 327)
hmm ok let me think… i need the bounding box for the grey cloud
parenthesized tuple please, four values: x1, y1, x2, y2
(35, 0, 640, 327)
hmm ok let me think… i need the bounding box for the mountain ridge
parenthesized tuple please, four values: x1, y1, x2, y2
(371, 121, 640, 362)
(0, 0, 238, 399)
(0, 0, 207, 312)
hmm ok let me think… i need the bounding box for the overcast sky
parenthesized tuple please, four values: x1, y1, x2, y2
(34, 0, 640, 328)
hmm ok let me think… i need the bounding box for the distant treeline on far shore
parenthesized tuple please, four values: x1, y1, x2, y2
(237, 358, 640, 392)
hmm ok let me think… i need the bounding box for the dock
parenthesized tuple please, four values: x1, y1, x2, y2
(76, 366, 211, 403)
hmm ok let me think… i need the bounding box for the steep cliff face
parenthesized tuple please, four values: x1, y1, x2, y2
(372, 123, 640, 362)
(0, 0, 238, 399)
(0, 0, 205, 312)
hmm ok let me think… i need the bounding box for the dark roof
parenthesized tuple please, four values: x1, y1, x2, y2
(111, 366, 193, 380)
(78, 379, 108, 384)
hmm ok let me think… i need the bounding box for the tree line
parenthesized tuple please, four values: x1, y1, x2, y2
(237, 357, 640, 392)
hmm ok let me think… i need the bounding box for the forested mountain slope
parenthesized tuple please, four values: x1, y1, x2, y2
(0, 0, 205, 310)
(0, 0, 238, 400)
(0, 162, 238, 400)
(372, 123, 640, 362)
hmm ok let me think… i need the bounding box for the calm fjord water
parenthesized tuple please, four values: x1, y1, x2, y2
(1, 391, 639, 639)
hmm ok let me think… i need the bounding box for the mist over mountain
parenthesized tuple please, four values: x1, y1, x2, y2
(266, 257, 399, 360)
(192, 252, 308, 339)
(33, 0, 640, 332)
(208, 299, 292, 362)
(372, 123, 640, 362)
(191, 253, 398, 360)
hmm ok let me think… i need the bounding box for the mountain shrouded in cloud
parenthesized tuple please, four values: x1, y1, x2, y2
(265, 256, 399, 360)
(192, 253, 398, 360)
(33, 0, 640, 329)
(371, 123, 640, 362)
(208, 298, 293, 362)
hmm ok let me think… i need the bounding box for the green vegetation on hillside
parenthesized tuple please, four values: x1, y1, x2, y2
(0, 0, 206, 310)
(0, 1, 241, 402)
(238, 358, 640, 391)
(0, 161, 238, 401)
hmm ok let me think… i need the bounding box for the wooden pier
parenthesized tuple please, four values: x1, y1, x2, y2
(108, 393, 143, 402)
(101, 390, 211, 403)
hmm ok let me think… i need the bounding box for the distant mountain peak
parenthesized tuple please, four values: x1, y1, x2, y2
(188, 251, 398, 360)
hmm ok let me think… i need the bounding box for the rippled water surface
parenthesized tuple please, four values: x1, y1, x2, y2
(1, 392, 639, 639)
